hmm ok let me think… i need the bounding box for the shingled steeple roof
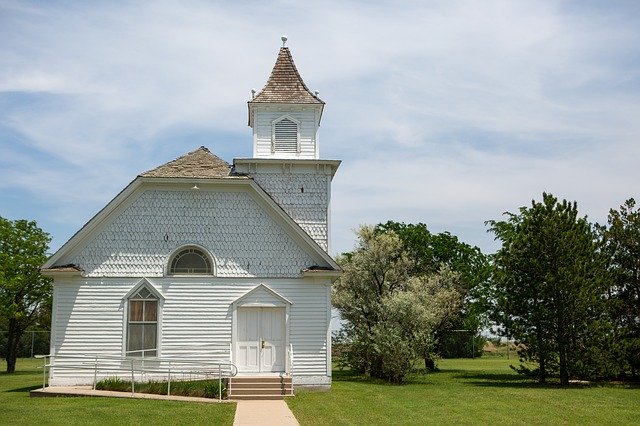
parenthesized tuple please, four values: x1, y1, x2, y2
(140, 146, 232, 178)
(250, 47, 324, 105)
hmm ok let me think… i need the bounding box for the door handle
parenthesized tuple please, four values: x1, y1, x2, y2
(261, 340, 265, 349)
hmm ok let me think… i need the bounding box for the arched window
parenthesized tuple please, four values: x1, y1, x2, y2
(127, 285, 158, 357)
(169, 246, 213, 275)
(272, 116, 299, 153)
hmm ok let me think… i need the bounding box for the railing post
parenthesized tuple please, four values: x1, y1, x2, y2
(42, 355, 47, 390)
(93, 356, 98, 390)
(218, 364, 222, 402)
(167, 361, 171, 396)
(131, 359, 135, 396)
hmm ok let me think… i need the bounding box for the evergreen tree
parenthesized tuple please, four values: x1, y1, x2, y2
(597, 199, 640, 378)
(487, 193, 604, 385)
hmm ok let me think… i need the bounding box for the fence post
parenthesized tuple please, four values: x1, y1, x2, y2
(218, 364, 222, 402)
(31, 331, 35, 358)
(131, 359, 135, 396)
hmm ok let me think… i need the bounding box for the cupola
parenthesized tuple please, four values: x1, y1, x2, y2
(248, 36, 324, 159)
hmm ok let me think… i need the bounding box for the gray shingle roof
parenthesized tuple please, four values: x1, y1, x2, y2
(140, 146, 232, 178)
(250, 47, 324, 104)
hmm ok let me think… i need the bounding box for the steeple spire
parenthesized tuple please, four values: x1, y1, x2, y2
(248, 40, 323, 117)
(247, 38, 325, 159)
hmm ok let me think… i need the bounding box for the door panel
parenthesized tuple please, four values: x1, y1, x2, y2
(236, 307, 285, 372)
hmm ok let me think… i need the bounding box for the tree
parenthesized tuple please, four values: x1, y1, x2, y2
(375, 222, 491, 361)
(0, 217, 52, 373)
(597, 199, 640, 378)
(333, 225, 462, 382)
(487, 193, 604, 385)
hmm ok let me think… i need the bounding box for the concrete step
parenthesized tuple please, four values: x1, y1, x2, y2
(230, 388, 293, 396)
(228, 376, 294, 399)
(231, 394, 288, 400)
(231, 382, 292, 389)
(231, 377, 291, 383)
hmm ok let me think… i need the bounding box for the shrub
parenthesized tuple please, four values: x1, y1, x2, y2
(96, 377, 131, 392)
(95, 377, 227, 399)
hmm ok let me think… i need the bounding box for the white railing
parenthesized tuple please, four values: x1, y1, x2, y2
(287, 343, 294, 375)
(36, 351, 237, 402)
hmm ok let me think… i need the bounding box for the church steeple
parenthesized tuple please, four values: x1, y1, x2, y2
(235, 38, 340, 253)
(248, 37, 324, 159)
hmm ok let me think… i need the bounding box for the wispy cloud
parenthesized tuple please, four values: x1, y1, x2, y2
(1, 0, 639, 255)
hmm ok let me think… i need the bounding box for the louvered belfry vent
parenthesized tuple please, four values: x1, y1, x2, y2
(273, 118, 298, 153)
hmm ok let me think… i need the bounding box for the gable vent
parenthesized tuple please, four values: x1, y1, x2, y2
(273, 118, 299, 153)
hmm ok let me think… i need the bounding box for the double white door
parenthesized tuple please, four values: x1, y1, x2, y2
(237, 307, 285, 373)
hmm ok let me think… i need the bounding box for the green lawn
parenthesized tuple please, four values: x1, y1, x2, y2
(287, 357, 640, 425)
(2, 357, 639, 425)
(0, 358, 236, 425)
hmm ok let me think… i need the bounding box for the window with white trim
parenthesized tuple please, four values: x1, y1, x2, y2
(169, 247, 212, 275)
(272, 117, 299, 153)
(127, 286, 157, 357)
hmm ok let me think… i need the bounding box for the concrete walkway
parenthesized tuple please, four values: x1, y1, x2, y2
(233, 400, 299, 425)
(30, 386, 227, 403)
(31, 387, 300, 425)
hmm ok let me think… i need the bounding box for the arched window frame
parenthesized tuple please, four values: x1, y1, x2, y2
(271, 115, 300, 154)
(166, 244, 216, 276)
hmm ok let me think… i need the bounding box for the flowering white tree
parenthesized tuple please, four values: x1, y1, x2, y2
(333, 225, 462, 382)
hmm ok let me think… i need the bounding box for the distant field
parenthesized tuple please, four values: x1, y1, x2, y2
(0, 358, 236, 425)
(287, 356, 640, 425)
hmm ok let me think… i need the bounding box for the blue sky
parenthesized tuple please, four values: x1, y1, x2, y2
(1, 0, 639, 257)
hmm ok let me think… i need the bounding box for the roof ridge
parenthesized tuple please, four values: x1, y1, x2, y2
(140, 146, 232, 178)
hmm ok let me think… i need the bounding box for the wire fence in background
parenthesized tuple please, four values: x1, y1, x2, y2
(0, 330, 51, 358)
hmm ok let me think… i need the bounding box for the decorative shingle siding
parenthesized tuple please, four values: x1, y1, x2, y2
(66, 190, 316, 277)
(249, 172, 329, 251)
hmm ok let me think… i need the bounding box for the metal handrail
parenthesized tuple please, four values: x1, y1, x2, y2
(288, 343, 294, 375)
(36, 352, 238, 402)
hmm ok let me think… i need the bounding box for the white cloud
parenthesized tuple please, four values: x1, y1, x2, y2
(1, 0, 639, 256)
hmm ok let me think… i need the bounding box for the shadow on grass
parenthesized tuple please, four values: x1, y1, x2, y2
(5, 384, 42, 393)
(332, 368, 432, 386)
(450, 371, 630, 389)
(0, 370, 40, 377)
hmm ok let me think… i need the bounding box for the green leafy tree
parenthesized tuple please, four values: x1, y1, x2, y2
(597, 199, 640, 378)
(0, 217, 52, 373)
(333, 225, 462, 382)
(487, 193, 604, 385)
(375, 221, 491, 360)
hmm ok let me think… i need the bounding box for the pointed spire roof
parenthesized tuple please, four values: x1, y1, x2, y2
(250, 47, 324, 105)
(140, 146, 231, 178)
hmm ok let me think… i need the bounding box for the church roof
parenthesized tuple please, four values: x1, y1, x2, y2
(140, 146, 232, 178)
(249, 47, 324, 105)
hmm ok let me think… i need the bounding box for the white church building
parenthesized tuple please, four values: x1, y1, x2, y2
(42, 40, 341, 393)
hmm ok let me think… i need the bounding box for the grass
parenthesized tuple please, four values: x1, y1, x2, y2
(287, 356, 640, 425)
(3, 357, 639, 425)
(0, 358, 236, 425)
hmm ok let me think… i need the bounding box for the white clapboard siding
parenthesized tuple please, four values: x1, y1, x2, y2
(49, 277, 330, 386)
(253, 108, 318, 159)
